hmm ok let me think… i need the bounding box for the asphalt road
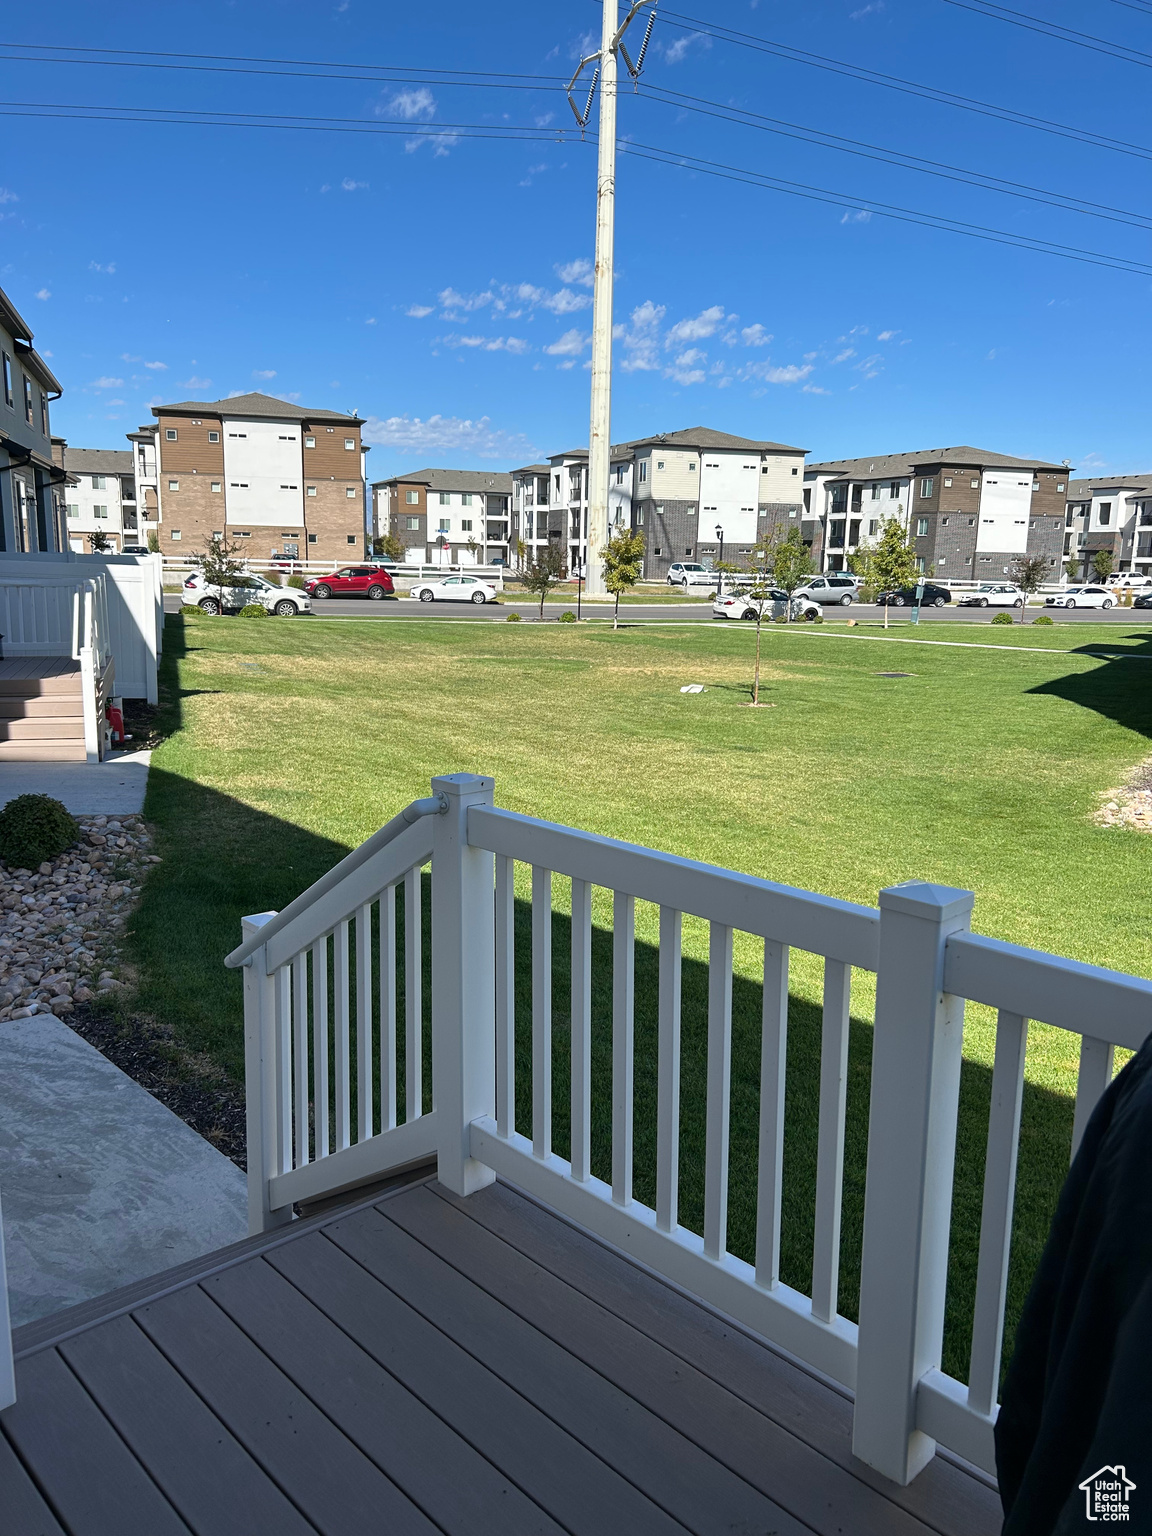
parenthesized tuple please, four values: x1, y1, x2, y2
(165, 593, 1152, 625)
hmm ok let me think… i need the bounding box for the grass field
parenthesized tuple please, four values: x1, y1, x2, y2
(128, 612, 1150, 1383)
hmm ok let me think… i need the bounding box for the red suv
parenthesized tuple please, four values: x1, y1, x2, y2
(305, 565, 395, 600)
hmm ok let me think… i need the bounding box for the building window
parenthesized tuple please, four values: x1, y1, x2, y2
(211, 482, 222, 493)
(1032, 480, 1040, 491)
(208, 430, 220, 442)
(2, 351, 11, 405)
(439, 519, 450, 532)
(305, 436, 316, 449)
(1056, 482, 1065, 491)
(234, 530, 251, 538)
(871, 484, 880, 500)
(406, 490, 419, 504)
(916, 518, 929, 536)
(405, 516, 420, 530)
(308, 533, 317, 543)
(462, 493, 473, 507)
(40, 392, 47, 435)
(170, 530, 181, 540)
(1100, 504, 1112, 525)
(23, 376, 33, 424)
(638, 462, 647, 483)
(345, 438, 355, 450)
(941, 516, 950, 525)
(461, 519, 473, 532)
(168, 480, 179, 491)
(165, 429, 177, 441)
(943, 477, 952, 488)
(66, 504, 79, 519)
(654, 546, 662, 556)
(93, 506, 108, 519)
(920, 478, 933, 498)
(307, 486, 317, 497)
(968, 517, 976, 525)
(916, 557, 926, 573)
(792, 466, 799, 475)
(868, 519, 879, 536)
(346, 487, 356, 498)
(656, 460, 665, 470)
(91, 475, 106, 490)
(279, 484, 298, 491)
(971, 479, 979, 489)
(347, 534, 357, 544)
(688, 462, 696, 472)
(439, 492, 451, 505)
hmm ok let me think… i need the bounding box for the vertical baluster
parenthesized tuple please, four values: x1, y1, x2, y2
(379, 885, 397, 1133)
(656, 906, 682, 1233)
(404, 866, 422, 1121)
(532, 865, 553, 1159)
(812, 957, 851, 1324)
(756, 940, 790, 1287)
(495, 856, 516, 1138)
(311, 937, 329, 1161)
(968, 1010, 1028, 1417)
(1071, 1035, 1116, 1160)
(292, 951, 309, 1168)
(570, 878, 593, 1181)
(704, 923, 734, 1261)
(356, 901, 373, 1141)
(274, 964, 292, 1175)
(333, 919, 351, 1151)
(612, 891, 635, 1206)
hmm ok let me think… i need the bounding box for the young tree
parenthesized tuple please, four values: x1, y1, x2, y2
(145, 528, 160, 553)
(194, 533, 249, 607)
(1009, 552, 1050, 622)
(1092, 548, 1115, 583)
(516, 541, 568, 617)
(87, 530, 112, 554)
(741, 526, 813, 706)
(372, 530, 406, 562)
(847, 541, 876, 596)
(602, 527, 645, 630)
(869, 516, 919, 629)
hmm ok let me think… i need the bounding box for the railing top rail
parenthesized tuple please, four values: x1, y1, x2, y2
(224, 793, 446, 970)
(468, 804, 882, 969)
(944, 931, 1152, 1050)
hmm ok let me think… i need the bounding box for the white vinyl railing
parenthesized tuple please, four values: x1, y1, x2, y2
(225, 775, 1152, 1488)
(0, 572, 110, 665)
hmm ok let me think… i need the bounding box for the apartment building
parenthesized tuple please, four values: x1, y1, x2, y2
(512, 427, 808, 581)
(1064, 475, 1152, 577)
(0, 284, 68, 554)
(53, 445, 140, 552)
(806, 447, 1070, 578)
(373, 469, 512, 564)
(142, 392, 368, 562)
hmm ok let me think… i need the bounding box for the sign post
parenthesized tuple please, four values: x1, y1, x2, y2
(911, 579, 925, 625)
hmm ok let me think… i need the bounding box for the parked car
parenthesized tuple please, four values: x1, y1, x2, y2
(875, 582, 952, 608)
(712, 587, 821, 621)
(1109, 573, 1152, 590)
(305, 565, 395, 600)
(667, 562, 717, 588)
(120, 543, 150, 556)
(411, 575, 499, 604)
(793, 574, 859, 606)
(957, 583, 1026, 608)
(182, 572, 311, 617)
(1044, 585, 1115, 610)
(1134, 591, 1152, 608)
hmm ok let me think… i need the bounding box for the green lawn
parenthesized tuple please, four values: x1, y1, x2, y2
(128, 613, 1151, 1383)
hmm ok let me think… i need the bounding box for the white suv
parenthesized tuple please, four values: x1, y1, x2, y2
(666, 562, 716, 588)
(183, 572, 312, 617)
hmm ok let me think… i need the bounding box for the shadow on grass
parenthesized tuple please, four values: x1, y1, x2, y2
(1029, 629, 1152, 740)
(131, 616, 1074, 1387)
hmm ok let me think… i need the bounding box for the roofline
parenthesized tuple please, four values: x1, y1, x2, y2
(150, 399, 364, 426)
(0, 287, 33, 344)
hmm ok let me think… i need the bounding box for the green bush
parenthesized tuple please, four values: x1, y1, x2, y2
(812, 614, 825, 623)
(558, 610, 577, 623)
(506, 612, 522, 622)
(286, 574, 306, 590)
(773, 615, 789, 624)
(0, 794, 79, 869)
(991, 611, 1014, 625)
(1032, 613, 1054, 625)
(239, 603, 267, 618)
(179, 603, 201, 615)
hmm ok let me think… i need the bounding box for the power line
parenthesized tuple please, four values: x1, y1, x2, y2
(657, 9, 1152, 162)
(640, 83, 1152, 232)
(939, 0, 1152, 68)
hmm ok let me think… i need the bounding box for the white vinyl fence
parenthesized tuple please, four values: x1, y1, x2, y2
(218, 776, 1151, 1487)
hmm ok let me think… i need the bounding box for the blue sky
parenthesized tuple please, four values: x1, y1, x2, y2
(2, 0, 1150, 477)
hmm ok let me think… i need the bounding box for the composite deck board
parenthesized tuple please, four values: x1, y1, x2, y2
(135, 1284, 439, 1536)
(268, 1230, 687, 1536)
(384, 1184, 946, 1536)
(58, 1315, 316, 1536)
(203, 1257, 566, 1536)
(1, 1348, 191, 1536)
(327, 1201, 813, 1536)
(433, 1180, 1003, 1536)
(0, 1172, 1002, 1536)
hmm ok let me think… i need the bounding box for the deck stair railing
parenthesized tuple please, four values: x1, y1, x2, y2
(219, 773, 1152, 1488)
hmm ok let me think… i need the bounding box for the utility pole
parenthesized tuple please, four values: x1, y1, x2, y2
(568, 1, 656, 599)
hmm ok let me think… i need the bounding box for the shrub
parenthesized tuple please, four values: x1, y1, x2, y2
(773, 615, 789, 625)
(287, 574, 306, 590)
(991, 611, 1014, 625)
(179, 603, 201, 615)
(558, 610, 577, 623)
(506, 612, 522, 622)
(1032, 613, 1054, 625)
(239, 603, 267, 618)
(812, 613, 825, 623)
(0, 794, 79, 869)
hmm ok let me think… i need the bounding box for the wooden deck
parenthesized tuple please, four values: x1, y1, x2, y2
(0, 1173, 1002, 1536)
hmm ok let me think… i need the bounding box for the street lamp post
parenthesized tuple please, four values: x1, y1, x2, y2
(715, 524, 724, 591)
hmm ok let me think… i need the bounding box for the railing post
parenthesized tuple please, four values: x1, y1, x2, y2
(853, 880, 974, 1484)
(242, 912, 293, 1236)
(432, 773, 497, 1197)
(0, 1183, 14, 1411)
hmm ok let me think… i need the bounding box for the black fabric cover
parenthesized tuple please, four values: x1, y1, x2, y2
(995, 1032, 1152, 1533)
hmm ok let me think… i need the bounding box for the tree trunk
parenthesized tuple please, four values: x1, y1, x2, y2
(613, 591, 620, 630)
(753, 615, 763, 704)
(539, 588, 546, 618)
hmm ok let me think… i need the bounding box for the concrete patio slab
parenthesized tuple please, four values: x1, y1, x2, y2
(0, 1012, 247, 1327)
(0, 749, 151, 816)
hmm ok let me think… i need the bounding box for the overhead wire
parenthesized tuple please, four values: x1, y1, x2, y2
(938, 0, 1152, 67)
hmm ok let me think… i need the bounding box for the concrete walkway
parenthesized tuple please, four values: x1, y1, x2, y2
(0, 1012, 247, 1327)
(0, 748, 151, 816)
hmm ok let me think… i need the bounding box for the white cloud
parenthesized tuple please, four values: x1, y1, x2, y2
(385, 88, 436, 121)
(436, 281, 591, 319)
(741, 324, 772, 347)
(544, 328, 588, 357)
(617, 299, 665, 372)
(850, 1, 885, 16)
(406, 130, 460, 157)
(555, 257, 595, 288)
(253, 369, 277, 379)
(34, 288, 50, 300)
(534, 112, 555, 128)
(802, 384, 830, 395)
(831, 349, 856, 364)
(180, 376, 213, 389)
(985, 348, 997, 361)
(665, 305, 725, 347)
(877, 329, 898, 341)
(341, 178, 368, 191)
(442, 333, 529, 354)
(1079, 452, 1108, 468)
(666, 348, 707, 386)
(662, 31, 711, 64)
(406, 304, 434, 318)
(365, 316, 377, 325)
(89, 376, 124, 389)
(88, 261, 117, 274)
(107, 398, 126, 406)
(439, 286, 494, 314)
(738, 361, 813, 385)
(519, 163, 549, 186)
(144, 359, 167, 370)
(0, 188, 18, 204)
(840, 208, 872, 224)
(361, 412, 536, 461)
(121, 353, 140, 362)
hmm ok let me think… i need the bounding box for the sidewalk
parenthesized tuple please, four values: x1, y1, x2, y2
(0, 748, 151, 816)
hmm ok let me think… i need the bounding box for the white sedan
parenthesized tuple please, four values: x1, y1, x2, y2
(957, 583, 1026, 608)
(713, 588, 821, 621)
(411, 575, 499, 605)
(1045, 585, 1115, 610)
